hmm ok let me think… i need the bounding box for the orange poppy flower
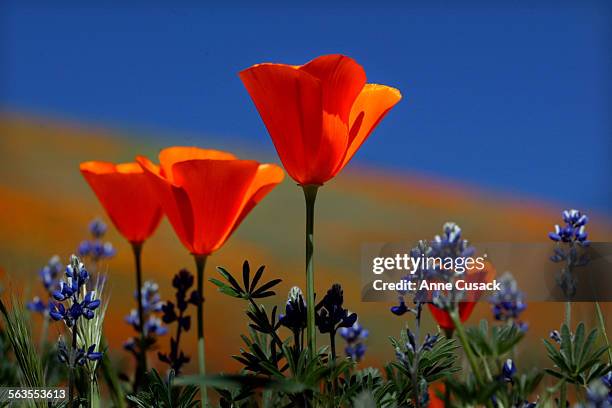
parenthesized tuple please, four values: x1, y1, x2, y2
(80, 162, 163, 243)
(136, 146, 284, 255)
(239, 54, 402, 185)
(428, 301, 477, 331)
(428, 260, 495, 331)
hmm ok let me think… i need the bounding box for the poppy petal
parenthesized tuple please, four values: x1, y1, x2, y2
(428, 304, 454, 331)
(137, 156, 195, 252)
(158, 147, 236, 182)
(340, 84, 402, 170)
(229, 164, 285, 237)
(239, 64, 322, 184)
(299, 54, 366, 124)
(299, 55, 366, 183)
(459, 301, 477, 321)
(80, 161, 163, 243)
(427, 302, 477, 331)
(171, 159, 260, 254)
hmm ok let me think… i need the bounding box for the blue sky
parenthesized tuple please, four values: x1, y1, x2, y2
(1, 1, 611, 212)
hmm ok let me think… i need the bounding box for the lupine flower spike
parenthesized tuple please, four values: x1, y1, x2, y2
(339, 322, 369, 361)
(77, 219, 116, 266)
(316, 284, 357, 359)
(124, 280, 167, 364)
(49, 255, 103, 405)
(489, 272, 528, 332)
(548, 209, 590, 298)
(158, 269, 200, 375)
(27, 255, 63, 316)
(279, 287, 307, 350)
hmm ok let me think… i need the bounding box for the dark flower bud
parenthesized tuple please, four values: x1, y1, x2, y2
(189, 290, 203, 306)
(390, 297, 408, 316)
(502, 359, 516, 382)
(161, 302, 178, 323)
(180, 316, 191, 331)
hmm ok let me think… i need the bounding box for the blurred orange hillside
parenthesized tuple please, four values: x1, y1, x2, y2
(1, 113, 611, 376)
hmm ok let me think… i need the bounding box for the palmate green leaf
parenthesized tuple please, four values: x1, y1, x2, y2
(209, 278, 242, 298)
(214, 262, 282, 301)
(216, 266, 244, 294)
(545, 322, 611, 386)
(543, 339, 571, 373)
(466, 319, 524, 358)
(390, 331, 459, 386)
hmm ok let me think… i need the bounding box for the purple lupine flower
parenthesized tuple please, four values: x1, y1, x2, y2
(124, 279, 167, 362)
(550, 330, 561, 344)
(390, 241, 432, 316)
(125, 280, 166, 336)
(345, 343, 367, 362)
(582, 376, 612, 408)
(27, 256, 64, 316)
(489, 272, 528, 331)
(390, 296, 409, 316)
(340, 322, 368, 361)
(279, 287, 307, 333)
(430, 222, 475, 265)
(548, 209, 589, 245)
(51, 255, 104, 366)
(422, 333, 439, 351)
(89, 219, 107, 239)
(77, 218, 116, 262)
(26, 296, 46, 313)
(144, 316, 168, 336)
(58, 338, 104, 367)
(548, 209, 591, 298)
(315, 284, 357, 334)
(502, 359, 516, 382)
(49, 255, 100, 327)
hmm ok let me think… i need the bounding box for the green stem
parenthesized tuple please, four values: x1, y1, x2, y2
(595, 302, 612, 364)
(302, 185, 319, 353)
(412, 303, 423, 408)
(69, 324, 78, 407)
(560, 301, 571, 407)
(450, 308, 483, 384)
(131, 242, 147, 390)
(539, 379, 566, 407)
(194, 254, 208, 408)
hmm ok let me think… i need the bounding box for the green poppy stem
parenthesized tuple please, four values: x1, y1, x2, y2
(449, 308, 483, 385)
(303, 184, 319, 353)
(131, 242, 147, 390)
(194, 254, 208, 407)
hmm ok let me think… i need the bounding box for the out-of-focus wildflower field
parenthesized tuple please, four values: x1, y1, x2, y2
(1, 113, 611, 406)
